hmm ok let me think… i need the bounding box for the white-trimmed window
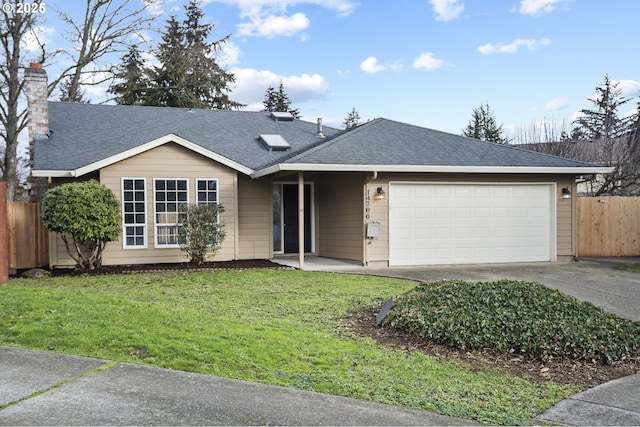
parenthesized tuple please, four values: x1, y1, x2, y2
(122, 178, 146, 248)
(196, 179, 219, 206)
(154, 178, 188, 247)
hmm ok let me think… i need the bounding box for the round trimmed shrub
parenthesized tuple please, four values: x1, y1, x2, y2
(41, 180, 121, 270)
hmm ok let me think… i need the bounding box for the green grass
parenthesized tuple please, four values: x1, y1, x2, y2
(1, 270, 577, 425)
(614, 263, 640, 273)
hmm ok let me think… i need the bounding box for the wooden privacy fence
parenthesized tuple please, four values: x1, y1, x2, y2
(578, 197, 640, 257)
(7, 201, 49, 269)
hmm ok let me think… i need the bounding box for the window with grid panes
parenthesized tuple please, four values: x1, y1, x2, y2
(154, 179, 188, 246)
(196, 179, 218, 206)
(122, 179, 146, 248)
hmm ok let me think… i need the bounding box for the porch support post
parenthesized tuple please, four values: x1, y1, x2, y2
(298, 171, 305, 270)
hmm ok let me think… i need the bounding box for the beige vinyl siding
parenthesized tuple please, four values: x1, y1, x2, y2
(49, 143, 239, 267)
(365, 182, 389, 265)
(237, 174, 271, 259)
(364, 173, 577, 266)
(318, 172, 365, 261)
(556, 176, 577, 260)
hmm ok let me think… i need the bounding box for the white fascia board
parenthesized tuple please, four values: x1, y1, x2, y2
(31, 170, 75, 178)
(251, 163, 615, 178)
(43, 134, 254, 178)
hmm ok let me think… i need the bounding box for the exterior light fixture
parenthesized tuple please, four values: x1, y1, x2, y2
(561, 187, 572, 199)
(375, 186, 386, 200)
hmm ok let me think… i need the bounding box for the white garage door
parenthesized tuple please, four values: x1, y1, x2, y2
(389, 183, 555, 266)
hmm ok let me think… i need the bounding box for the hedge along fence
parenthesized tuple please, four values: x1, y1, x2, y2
(578, 197, 640, 257)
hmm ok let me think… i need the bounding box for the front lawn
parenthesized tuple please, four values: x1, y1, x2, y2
(1, 269, 576, 425)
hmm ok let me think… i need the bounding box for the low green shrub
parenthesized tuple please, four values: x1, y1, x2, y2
(384, 279, 640, 364)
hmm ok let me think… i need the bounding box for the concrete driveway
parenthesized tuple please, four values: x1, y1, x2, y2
(276, 256, 640, 321)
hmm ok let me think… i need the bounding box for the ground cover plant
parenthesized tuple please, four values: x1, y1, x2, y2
(383, 279, 640, 364)
(614, 263, 640, 273)
(0, 269, 578, 425)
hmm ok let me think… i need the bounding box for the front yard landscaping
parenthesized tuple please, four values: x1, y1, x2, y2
(1, 269, 638, 425)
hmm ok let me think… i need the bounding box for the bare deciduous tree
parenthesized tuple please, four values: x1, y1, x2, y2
(49, 0, 157, 100)
(0, 1, 44, 201)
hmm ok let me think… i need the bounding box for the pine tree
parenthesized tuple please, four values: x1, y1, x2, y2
(461, 103, 507, 144)
(573, 75, 629, 141)
(343, 107, 362, 129)
(108, 45, 147, 105)
(262, 80, 300, 118)
(572, 75, 640, 195)
(142, 0, 243, 109)
(59, 77, 90, 103)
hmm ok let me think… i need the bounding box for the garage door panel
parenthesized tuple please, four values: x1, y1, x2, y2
(389, 183, 554, 266)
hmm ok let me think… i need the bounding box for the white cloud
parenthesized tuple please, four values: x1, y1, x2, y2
(617, 79, 640, 98)
(359, 56, 401, 74)
(429, 0, 464, 21)
(237, 12, 310, 37)
(217, 41, 243, 67)
(542, 97, 569, 111)
(230, 67, 330, 108)
(209, 0, 357, 37)
(22, 26, 55, 55)
(478, 38, 551, 54)
(518, 0, 573, 17)
(412, 52, 445, 71)
(360, 56, 386, 74)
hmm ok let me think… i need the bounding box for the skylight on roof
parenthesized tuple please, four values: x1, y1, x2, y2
(270, 112, 294, 121)
(259, 134, 291, 151)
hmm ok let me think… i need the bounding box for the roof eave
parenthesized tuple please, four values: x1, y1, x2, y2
(32, 170, 76, 178)
(251, 163, 614, 178)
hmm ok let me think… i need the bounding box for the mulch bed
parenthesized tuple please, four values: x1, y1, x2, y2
(49, 259, 287, 276)
(344, 308, 640, 389)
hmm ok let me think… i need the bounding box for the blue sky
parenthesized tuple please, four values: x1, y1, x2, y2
(33, 0, 640, 138)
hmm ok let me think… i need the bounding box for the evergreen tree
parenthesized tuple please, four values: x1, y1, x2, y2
(571, 75, 640, 195)
(461, 103, 507, 144)
(144, 1, 243, 109)
(262, 80, 300, 118)
(58, 77, 90, 103)
(343, 107, 362, 129)
(573, 75, 629, 141)
(108, 45, 147, 105)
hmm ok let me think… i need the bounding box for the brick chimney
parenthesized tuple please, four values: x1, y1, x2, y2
(24, 63, 49, 201)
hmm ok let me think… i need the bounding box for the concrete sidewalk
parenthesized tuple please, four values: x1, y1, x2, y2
(536, 373, 640, 426)
(0, 346, 475, 426)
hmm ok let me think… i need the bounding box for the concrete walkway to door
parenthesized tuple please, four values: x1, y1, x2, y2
(272, 256, 640, 425)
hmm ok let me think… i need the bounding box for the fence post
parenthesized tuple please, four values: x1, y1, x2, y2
(0, 182, 8, 284)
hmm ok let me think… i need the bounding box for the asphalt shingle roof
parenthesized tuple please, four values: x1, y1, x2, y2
(35, 102, 338, 172)
(34, 103, 604, 175)
(285, 118, 602, 168)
